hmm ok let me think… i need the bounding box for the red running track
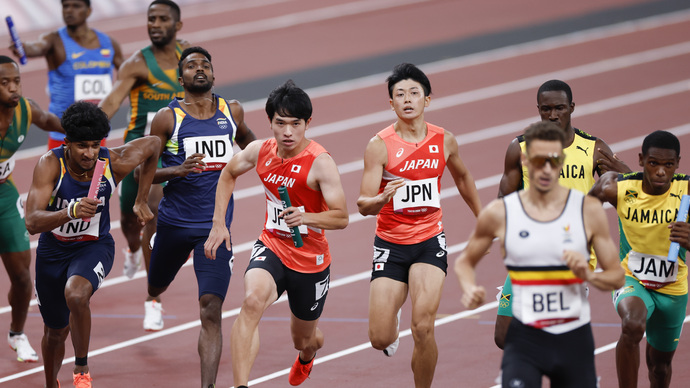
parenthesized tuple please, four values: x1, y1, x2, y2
(1, 0, 690, 386)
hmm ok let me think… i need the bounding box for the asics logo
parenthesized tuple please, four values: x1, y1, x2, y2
(310, 303, 319, 311)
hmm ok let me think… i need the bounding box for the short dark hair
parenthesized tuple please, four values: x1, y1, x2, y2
(0, 55, 17, 66)
(537, 80, 573, 104)
(149, 0, 181, 22)
(62, 101, 110, 142)
(62, 0, 90, 7)
(523, 121, 566, 149)
(178, 46, 212, 75)
(265, 80, 312, 121)
(642, 130, 680, 157)
(386, 63, 432, 98)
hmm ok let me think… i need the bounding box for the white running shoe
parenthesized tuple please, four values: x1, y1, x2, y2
(143, 301, 164, 331)
(8, 332, 38, 362)
(122, 248, 142, 279)
(383, 308, 401, 357)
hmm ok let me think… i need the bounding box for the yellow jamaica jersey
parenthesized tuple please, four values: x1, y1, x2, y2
(617, 172, 689, 295)
(519, 128, 597, 194)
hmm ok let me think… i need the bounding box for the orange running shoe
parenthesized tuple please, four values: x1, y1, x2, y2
(73, 372, 93, 388)
(288, 354, 314, 386)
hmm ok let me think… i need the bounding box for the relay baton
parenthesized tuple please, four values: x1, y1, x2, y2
(278, 185, 303, 248)
(83, 159, 106, 222)
(667, 194, 690, 263)
(5, 17, 27, 65)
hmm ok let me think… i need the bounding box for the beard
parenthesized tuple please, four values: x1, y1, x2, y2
(186, 80, 213, 94)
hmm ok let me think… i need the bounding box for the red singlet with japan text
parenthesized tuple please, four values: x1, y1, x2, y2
(376, 123, 446, 244)
(256, 138, 332, 273)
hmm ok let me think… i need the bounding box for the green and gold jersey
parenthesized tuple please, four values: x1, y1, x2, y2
(519, 128, 597, 193)
(0, 96, 32, 186)
(617, 172, 689, 295)
(124, 43, 185, 143)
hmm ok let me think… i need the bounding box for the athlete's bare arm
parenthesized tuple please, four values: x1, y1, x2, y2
(357, 135, 404, 216)
(588, 171, 618, 207)
(498, 138, 523, 197)
(204, 139, 263, 259)
(28, 98, 63, 133)
(455, 199, 506, 310)
(228, 100, 257, 149)
(99, 51, 148, 118)
(594, 138, 631, 176)
(10, 31, 60, 68)
(445, 130, 481, 217)
(282, 152, 348, 231)
(24, 152, 70, 234)
(567, 195, 624, 290)
(109, 136, 160, 225)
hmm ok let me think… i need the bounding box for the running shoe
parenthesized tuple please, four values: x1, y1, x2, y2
(7, 332, 38, 362)
(288, 354, 314, 386)
(73, 372, 92, 388)
(143, 300, 164, 331)
(383, 308, 401, 357)
(122, 248, 142, 279)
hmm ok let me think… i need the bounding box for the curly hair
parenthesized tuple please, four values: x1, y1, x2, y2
(62, 101, 110, 142)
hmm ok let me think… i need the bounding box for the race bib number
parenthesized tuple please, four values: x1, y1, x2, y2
(51, 212, 101, 242)
(0, 155, 15, 183)
(183, 135, 233, 171)
(516, 283, 582, 328)
(74, 74, 112, 101)
(627, 251, 677, 289)
(144, 111, 156, 136)
(265, 199, 308, 238)
(392, 177, 440, 214)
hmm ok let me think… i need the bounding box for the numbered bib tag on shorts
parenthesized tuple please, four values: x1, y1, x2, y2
(74, 74, 112, 101)
(627, 251, 677, 289)
(0, 155, 16, 183)
(517, 283, 582, 328)
(183, 135, 233, 171)
(52, 212, 101, 242)
(265, 199, 308, 238)
(392, 177, 440, 214)
(144, 111, 157, 136)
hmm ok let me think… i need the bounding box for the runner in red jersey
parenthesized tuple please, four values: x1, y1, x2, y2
(204, 80, 348, 387)
(357, 63, 482, 388)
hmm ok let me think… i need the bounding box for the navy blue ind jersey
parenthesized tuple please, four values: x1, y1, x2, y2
(158, 95, 238, 229)
(39, 147, 116, 249)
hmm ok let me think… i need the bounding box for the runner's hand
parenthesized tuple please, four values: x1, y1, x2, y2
(133, 201, 154, 226)
(462, 285, 486, 310)
(563, 249, 590, 281)
(204, 224, 231, 260)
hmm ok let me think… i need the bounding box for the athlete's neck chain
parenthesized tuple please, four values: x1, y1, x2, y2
(65, 149, 89, 178)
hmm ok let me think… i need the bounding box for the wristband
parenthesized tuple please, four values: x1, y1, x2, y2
(67, 201, 76, 220)
(72, 201, 79, 219)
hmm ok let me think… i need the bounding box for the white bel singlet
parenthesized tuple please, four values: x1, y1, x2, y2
(504, 190, 591, 334)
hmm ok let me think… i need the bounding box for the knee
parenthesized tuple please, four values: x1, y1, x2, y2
(369, 331, 390, 351)
(44, 326, 69, 344)
(241, 291, 269, 318)
(64, 287, 91, 311)
(620, 315, 646, 342)
(199, 295, 222, 325)
(410, 317, 434, 344)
